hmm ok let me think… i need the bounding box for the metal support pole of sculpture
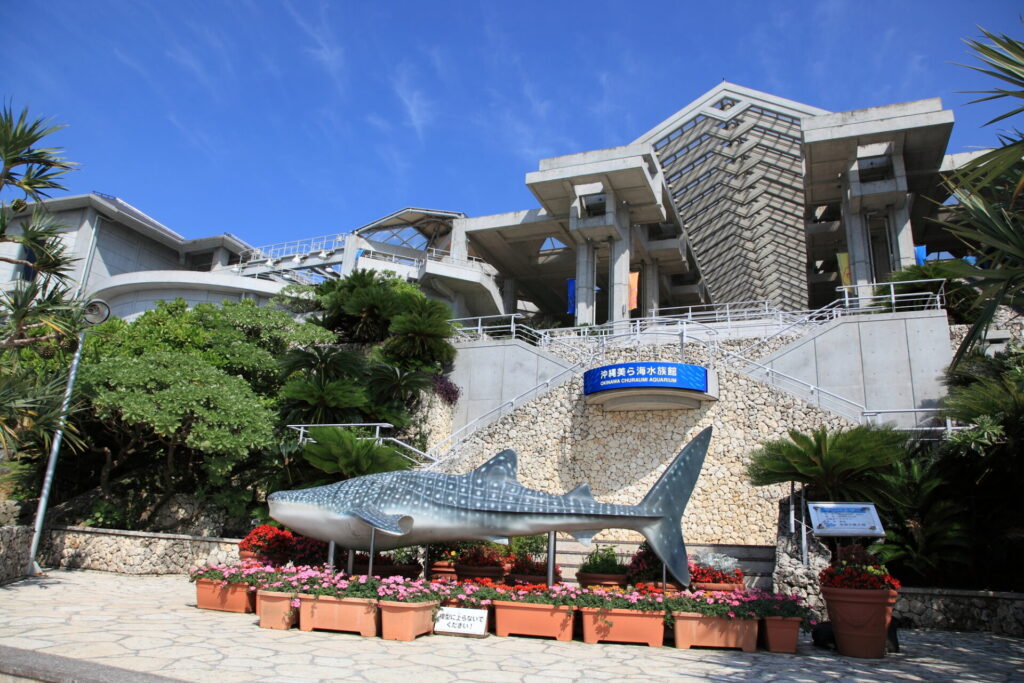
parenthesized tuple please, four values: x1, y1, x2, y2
(268, 427, 713, 586)
(347, 549, 354, 575)
(368, 528, 376, 577)
(546, 531, 556, 586)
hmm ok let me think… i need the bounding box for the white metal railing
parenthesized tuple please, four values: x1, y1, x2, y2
(655, 300, 779, 322)
(836, 279, 946, 312)
(242, 234, 348, 264)
(287, 423, 435, 465)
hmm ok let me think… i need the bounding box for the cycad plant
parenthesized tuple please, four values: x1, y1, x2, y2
(746, 425, 907, 501)
(381, 297, 456, 371)
(301, 426, 411, 479)
(872, 452, 971, 586)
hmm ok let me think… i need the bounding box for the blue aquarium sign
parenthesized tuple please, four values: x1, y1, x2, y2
(583, 362, 708, 395)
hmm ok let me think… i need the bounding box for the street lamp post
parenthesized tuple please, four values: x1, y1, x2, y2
(25, 299, 110, 576)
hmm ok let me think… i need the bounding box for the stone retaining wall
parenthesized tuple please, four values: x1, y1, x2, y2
(0, 526, 32, 585)
(39, 525, 242, 574)
(437, 342, 852, 547)
(894, 586, 1024, 636)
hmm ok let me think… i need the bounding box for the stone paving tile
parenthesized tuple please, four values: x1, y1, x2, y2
(0, 570, 1022, 682)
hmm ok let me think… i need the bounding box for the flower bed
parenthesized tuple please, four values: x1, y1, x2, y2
(185, 561, 819, 651)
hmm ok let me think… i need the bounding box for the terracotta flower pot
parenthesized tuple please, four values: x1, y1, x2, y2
(672, 612, 756, 652)
(761, 616, 802, 653)
(427, 560, 457, 580)
(575, 572, 628, 588)
(493, 601, 573, 641)
(194, 579, 255, 613)
(256, 591, 297, 630)
(455, 564, 506, 582)
(379, 600, 439, 641)
(821, 587, 898, 659)
(691, 582, 743, 592)
(579, 607, 664, 647)
(237, 549, 259, 564)
(298, 594, 378, 636)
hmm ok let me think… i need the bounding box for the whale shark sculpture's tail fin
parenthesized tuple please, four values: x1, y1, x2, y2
(637, 426, 712, 586)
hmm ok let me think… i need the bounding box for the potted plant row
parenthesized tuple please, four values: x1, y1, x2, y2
(190, 562, 816, 651)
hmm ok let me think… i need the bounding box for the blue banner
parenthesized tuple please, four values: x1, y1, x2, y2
(567, 278, 576, 315)
(583, 362, 708, 395)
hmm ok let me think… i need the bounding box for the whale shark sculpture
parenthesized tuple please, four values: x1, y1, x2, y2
(269, 427, 711, 584)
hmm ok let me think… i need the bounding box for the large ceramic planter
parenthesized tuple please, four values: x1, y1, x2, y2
(579, 607, 664, 647)
(298, 594, 378, 636)
(761, 616, 802, 653)
(493, 601, 573, 641)
(379, 600, 439, 641)
(256, 591, 298, 630)
(671, 612, 756, 652)
(691, 582, 743, 592)
(455, 564, 506, 582)
(575, 572, 628, 588)
(195, 579, 255, 613)
(821, 587, 898, 659)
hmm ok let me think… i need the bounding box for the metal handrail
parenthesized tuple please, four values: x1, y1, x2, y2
(287, 423, 436, 465)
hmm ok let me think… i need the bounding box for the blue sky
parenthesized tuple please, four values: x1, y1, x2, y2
(3, 1, 1021, 249)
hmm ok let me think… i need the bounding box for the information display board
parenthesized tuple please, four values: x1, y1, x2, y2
(583, 362, 708, 394)
(807, 502, 885, 538)
(433, 606, 489, 637)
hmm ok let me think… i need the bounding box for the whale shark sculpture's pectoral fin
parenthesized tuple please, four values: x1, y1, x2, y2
(349, 507, 413, 537)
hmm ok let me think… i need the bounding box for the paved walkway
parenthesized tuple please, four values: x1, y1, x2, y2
(0, 570, 1021, 682)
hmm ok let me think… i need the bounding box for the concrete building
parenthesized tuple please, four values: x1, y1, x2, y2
(1, 193, 287, 321)
(7, 83, 968, 326)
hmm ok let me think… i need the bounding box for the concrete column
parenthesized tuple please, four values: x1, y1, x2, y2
(502, 278, 516, 315)
(575, 241, 596, 326)
(843, 210, 874, 288)
(339, 234, 363, 276)
(606, 235, 630, 323)
(890, 193, 916, 269)
(643, 260, 660, 316)
(450, 218, 469, 261)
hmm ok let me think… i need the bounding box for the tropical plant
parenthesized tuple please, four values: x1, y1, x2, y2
(280, 374, 369, 425)
(746, 425, 907, 501)
(871, 452, 971, 586)
(300, 426, 411, 479)
(933, 25, 1024, 365)
(578, 545, 628, 574)
(455, 542, 507, 567)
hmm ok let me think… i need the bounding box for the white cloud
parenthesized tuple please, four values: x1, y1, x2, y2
(392, 62, 435, 141)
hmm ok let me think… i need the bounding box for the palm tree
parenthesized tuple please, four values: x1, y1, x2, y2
(746, 425, 907, 501)
(934, 26, 1024, 365)
(0, 105, 80, 351)
(279, 374, 369, 425)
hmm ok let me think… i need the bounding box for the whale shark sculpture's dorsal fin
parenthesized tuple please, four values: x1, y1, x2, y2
(565, 483, 593, 500)
(350, 507, 412, 536)
(472, 450, 518, 482)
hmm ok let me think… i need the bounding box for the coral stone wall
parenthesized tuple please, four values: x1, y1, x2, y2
(436, 343, 853, 546)
(894, 587, 1024, 636)
(0, 525, 32, 585)
(40, 526, 241, 574)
